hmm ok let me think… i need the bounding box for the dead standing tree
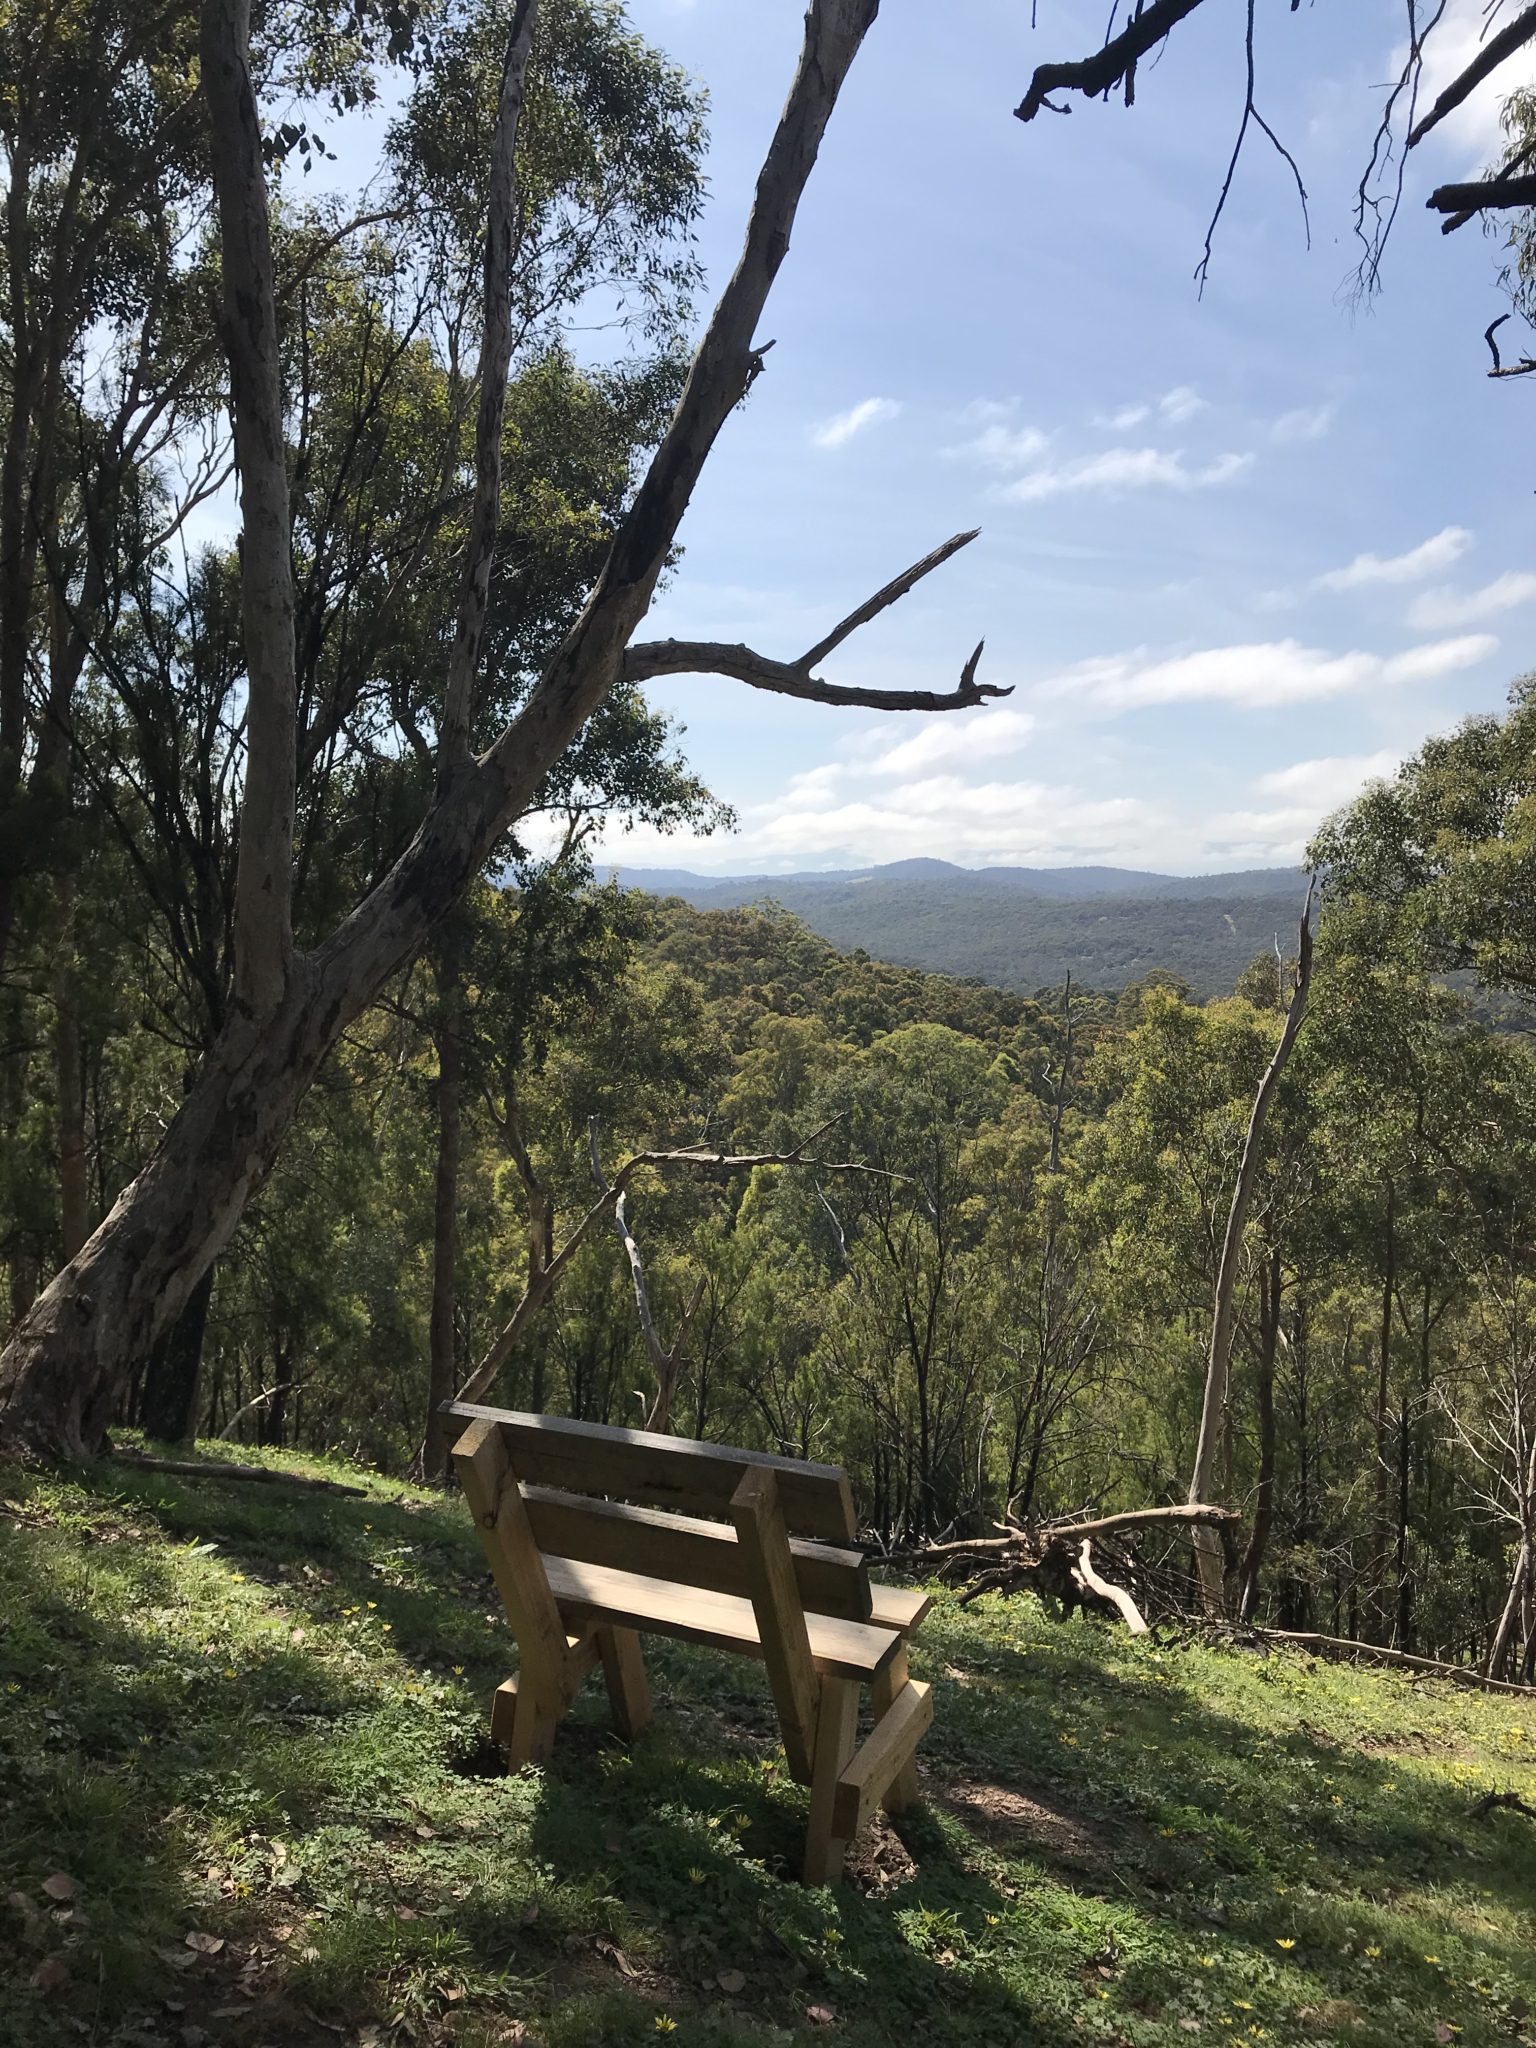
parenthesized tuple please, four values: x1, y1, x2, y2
(1188, 884, 1316, 1614)
(0, 0, 1011, 1459)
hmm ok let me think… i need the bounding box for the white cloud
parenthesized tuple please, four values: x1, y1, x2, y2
(1408, 570, 1536, 629)
(869, 708, 1035, 778)
(1003, 446, 1251, 503)
(1159, 384, 1207, 425)
(1096, 402, 1151, 431)
(1316, 525, 1472, 590)
(812, 396, 901, 449)
(1384, 632, 1497, 680)
(1256, 750, 1402, 807)
(1042, 631, 1494, 711)
(951, 421, 1051, 469)
(959, 397, 1021, 426)
(1271, 404, 1334, 444)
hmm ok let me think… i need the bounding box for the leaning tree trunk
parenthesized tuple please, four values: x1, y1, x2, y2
(138, 1266, 217, 1444)
(0, 0, 981, 1461)
(1189, 887, 1314, 1614)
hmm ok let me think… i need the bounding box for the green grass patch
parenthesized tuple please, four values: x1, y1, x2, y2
(2, 1442, 1533, 2046)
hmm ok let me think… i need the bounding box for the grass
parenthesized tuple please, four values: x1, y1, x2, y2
(1, 1443, 1534, 2048)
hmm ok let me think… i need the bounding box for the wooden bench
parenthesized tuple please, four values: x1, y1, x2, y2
(444, 1400, 933, 1884)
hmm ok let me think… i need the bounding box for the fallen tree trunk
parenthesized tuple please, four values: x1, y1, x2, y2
(112, 1450, 367, 1498)
(1242, 1627, 1536, 1699)
(891, 1501, 1237, 1629)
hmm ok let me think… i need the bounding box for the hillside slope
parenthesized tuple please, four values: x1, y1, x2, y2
(3, 1444, 1534, 2048)
(611, 864, 1308, 997)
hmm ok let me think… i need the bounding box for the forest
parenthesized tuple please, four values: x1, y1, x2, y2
(1, 0, 1536, 1674)
(8, 0, 1536, 2040)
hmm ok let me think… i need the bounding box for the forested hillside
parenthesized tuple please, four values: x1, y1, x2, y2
(613, 863, 1305, 997)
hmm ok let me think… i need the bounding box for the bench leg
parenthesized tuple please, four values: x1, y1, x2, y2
(803, 1676, 859, 1886)
(596, 1624, 651, 1740)
(871, 1646, 919, 1815)
(495, 1670, 562, 1768)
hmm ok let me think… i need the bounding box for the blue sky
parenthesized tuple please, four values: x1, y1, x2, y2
(562, 0, 1536, 876)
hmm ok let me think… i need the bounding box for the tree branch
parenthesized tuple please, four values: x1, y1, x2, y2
(1409, 2, 1536, 147)
(1427, 173, 1536, 213)
(624, 531, 1007, 711)
(1015, 0, 1207, 123)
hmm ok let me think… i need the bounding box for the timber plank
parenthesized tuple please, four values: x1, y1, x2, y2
(731, 1468, 820, 1783)
(522, 1483, 872, 1621)
(443, 1400, 856, 1540)
(541, 1553, 900, 1682)
(831, 1677, 933, 1839)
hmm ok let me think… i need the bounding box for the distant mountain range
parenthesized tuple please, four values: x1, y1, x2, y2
(606, 859, 1310, 997)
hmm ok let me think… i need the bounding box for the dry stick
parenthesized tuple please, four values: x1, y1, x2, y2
(1188, 880, 1316, 1615)
(455, 1115, 875, 1406)
(1427, 173, 1536, 213)
(1246, 1627, 1536, 1699)
(218, 1381, 296, 1440)
(1469, 1789, 1536, 1820)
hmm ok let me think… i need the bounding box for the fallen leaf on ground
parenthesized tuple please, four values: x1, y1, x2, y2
(184, 1930, 225, 1954)
(40, 1873, 76, 1902)
(807, 2005, 836, 2026)
(718, 1969, 746, 1994)
(30, 1957, 69, 1993)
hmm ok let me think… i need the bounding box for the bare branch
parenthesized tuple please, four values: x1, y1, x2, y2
(1410, 2, 1536, 146)
(1427, 171, 1536, 213)
(624, 531, 1008, 712)
(1015, 0, 1206, 123)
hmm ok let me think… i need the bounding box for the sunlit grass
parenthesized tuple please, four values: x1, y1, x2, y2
(1, 1443, 1533, 2046)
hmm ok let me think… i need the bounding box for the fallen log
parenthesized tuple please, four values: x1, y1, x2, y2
(1242, 1627, 1536, 1699)
(111, 1450, 368, 1498)
(1469, 1789, 1536, 1820)
(896, 1501, 1235, 1629)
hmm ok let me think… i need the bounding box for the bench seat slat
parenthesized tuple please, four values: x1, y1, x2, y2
(541, 1552, 902, 1682)
(444, 1401, 856, 1540)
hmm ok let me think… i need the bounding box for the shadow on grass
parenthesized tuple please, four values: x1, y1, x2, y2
(2, 1450, 1534, 2048)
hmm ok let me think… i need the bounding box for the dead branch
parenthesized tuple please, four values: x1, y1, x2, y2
(455, 1113, 874, 1407)
(1015, 0, 1206, 123)
(1189, 879, 1315, 1614)
(624, 531, 1007, 712)
(1077, 1538, 1150, 1635)
(218, 1382, 296, 1440)
(1469, 1788, 1536, 1820)
(112, 1450, 367, 1497)
(1243, 1627, 1536, 1698)
(1410, 3, 1536, 147)
(1427, 173, 1536, 214)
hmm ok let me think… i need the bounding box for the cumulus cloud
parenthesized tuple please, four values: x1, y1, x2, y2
(869, 708, 1035, 778)
(1159, 384, 1206, 425)
(1255, 751, 1402, 807)
(951, 421, 1050, 469)
(1271, 403, 1334, 444)
(812, 396, 900, 449)
(1042, 632, 1495, 710)
(1408, 571, 1536, 629)
(1004, 446, 1251, 503)
(1316, 525, 1472, 590)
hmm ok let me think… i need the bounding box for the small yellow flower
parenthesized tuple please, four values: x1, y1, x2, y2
(687, 1866, 706, 1884)
(1234, 2000, 1253, 2010)
(1276, 1938, 1295, 1950)
(985, 1913, 1001, 1926)
(824, 1926, 842, 1944)
(1200, 1956, 1215, 1967)
(381, 1623, 391, 1631)
(367, 1600, 377, 1610)
(654, 2017, 677, 2034)
(1330, 1794, 1343, 1806)
(1365, 1945, 1382, 1958)
(231, 1573, 245, 1583)
(1159, 1826, 1176, 1838)
(734, 1813, 750, 1829)
(452, 1665, 464, 1675)
(223, 1667, 237, 1679)
(1424, 1954, 1440, 1965)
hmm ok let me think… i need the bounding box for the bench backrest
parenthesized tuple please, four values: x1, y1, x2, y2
(443, 1400, 871, 1621)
